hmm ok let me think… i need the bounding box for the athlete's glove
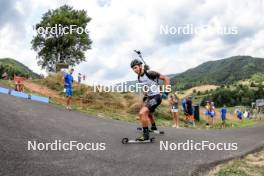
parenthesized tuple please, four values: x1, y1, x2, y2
(161, 92, 169, 99)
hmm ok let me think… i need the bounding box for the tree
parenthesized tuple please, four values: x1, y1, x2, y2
(32, 5, 92, 71)
(251, 73, 264, 84)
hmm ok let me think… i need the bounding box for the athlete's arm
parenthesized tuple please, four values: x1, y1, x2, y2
(159, 74, 171, 92)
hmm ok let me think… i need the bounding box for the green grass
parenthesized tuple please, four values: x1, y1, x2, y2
(227, 118, 259, 128)
(209, 149, 264, 176)
(0, 79, 15, 88)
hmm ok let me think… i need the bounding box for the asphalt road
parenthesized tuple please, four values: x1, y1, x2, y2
(0, 93, 263, 176)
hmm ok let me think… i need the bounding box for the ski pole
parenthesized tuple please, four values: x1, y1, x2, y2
(134, 50, 149, 70)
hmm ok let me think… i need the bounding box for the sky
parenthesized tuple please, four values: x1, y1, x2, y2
(0, 0, 264, 85)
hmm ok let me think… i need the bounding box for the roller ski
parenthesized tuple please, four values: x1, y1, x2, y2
(122, 135, 155, 144)
(137, 127, 165, 134)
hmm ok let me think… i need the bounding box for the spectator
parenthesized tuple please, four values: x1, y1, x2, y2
(237, 110, 243, 120)
(209, 102, 216, 127)
(243, 110, 248, 119)
(205, 101, 210, 126)
(186, 96, 195, 126)
(169, 93, 179, 128)
(14, 75, 25, 92)
(220, 105, 227, 128)
(64, 68, 74, 110)
(1, 72, 8, 80)
(182, 98, 186, 111)
(78, 73, 82, 84)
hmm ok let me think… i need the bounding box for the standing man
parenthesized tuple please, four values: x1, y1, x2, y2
(78, 73, 82, 85)
(130, 59, 170, 141)
(182, 98, 187, 114)
(64, 68, 74, 110)
(237, 109, 243, 120)
(205, 101, 210, 126)
(220, 105, 227, 128)
(186, 96, 195, 126)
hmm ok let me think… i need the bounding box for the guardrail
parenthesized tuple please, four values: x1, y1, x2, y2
(0, 86, 49, 103)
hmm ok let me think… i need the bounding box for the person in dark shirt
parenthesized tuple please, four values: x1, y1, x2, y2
(237, 110, 243, 120)
(186, 96, 195, 126)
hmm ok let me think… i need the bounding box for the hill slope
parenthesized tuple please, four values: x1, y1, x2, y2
(171, 56, 264, 90)
(0, 58, 40, 79)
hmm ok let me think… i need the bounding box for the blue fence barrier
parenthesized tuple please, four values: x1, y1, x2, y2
(0, 87, 9, 94)
(31, 95, 49, 103)
(0, 86, 49, 103)
(10, 90, 29, 99)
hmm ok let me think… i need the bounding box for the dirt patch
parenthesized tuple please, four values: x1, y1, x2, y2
(24, 81, 66, 105)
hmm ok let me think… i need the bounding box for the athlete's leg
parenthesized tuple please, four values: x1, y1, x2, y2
(139, 106, 149, 126)
(148, 113, 155, 124)
(146, 95, 161, 130)
(138, 106, 150, 140)
(148, 113, 158, 130)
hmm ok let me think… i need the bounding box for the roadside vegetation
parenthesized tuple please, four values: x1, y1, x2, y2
(208, 149, 264, 176)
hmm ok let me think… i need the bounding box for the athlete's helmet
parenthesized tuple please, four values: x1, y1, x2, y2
(130, 59, 143, 68)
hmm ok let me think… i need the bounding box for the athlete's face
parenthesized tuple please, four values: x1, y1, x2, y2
(132, 65, 142, 74)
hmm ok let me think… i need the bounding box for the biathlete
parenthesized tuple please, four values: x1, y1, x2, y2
(130, 59, 170, 141)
